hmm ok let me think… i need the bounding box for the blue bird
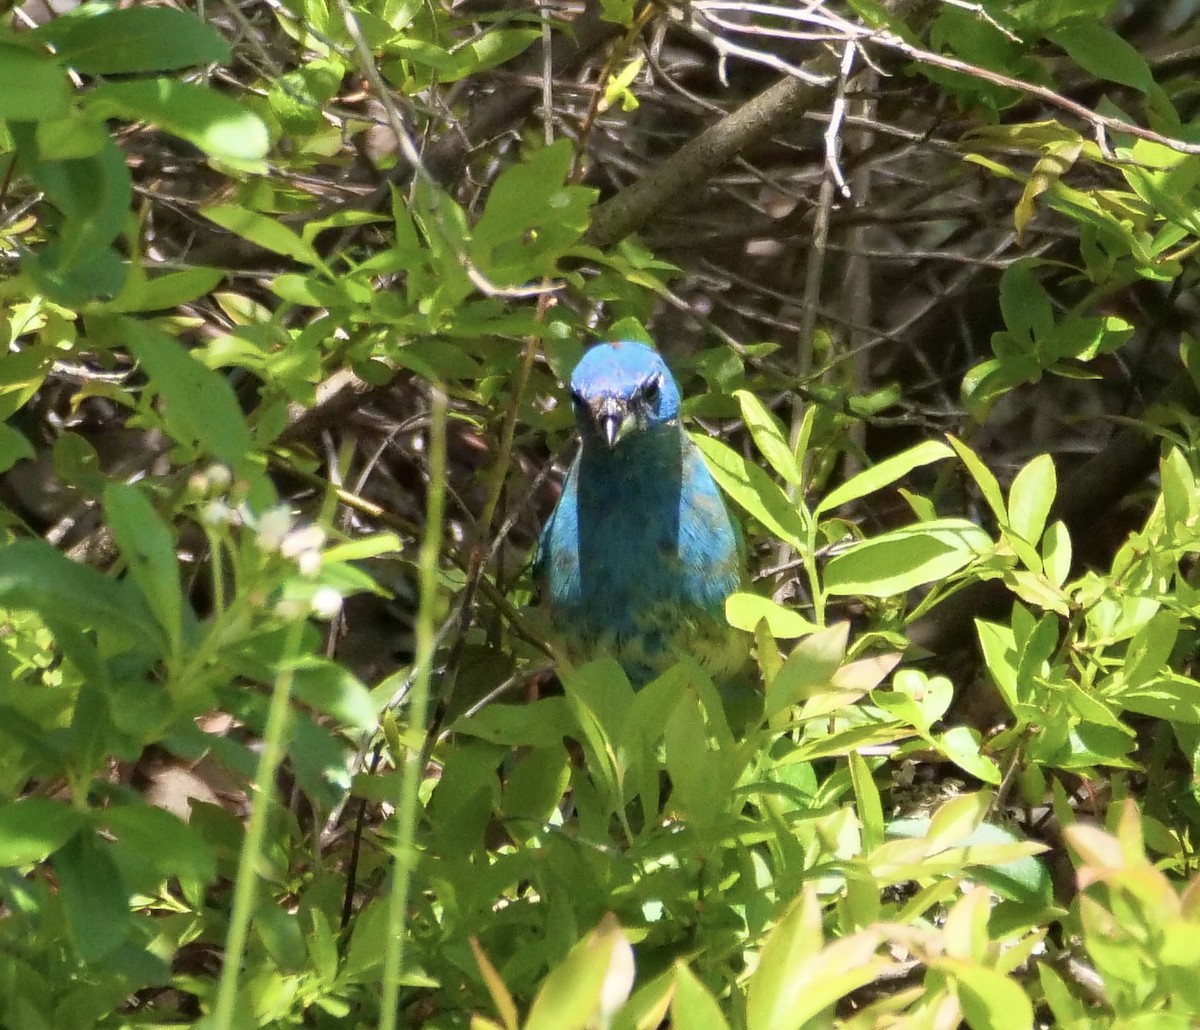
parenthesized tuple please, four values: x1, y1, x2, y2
(535, 341, 746, 687)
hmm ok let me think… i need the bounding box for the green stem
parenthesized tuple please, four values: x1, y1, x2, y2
(211, 614, 306, 1027)
(380, 387, 447, 1029)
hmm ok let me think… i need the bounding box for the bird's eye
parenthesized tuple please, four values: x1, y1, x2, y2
(640, 376, 662, 404)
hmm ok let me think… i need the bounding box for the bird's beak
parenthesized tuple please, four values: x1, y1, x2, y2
(591, 396, 630, 449)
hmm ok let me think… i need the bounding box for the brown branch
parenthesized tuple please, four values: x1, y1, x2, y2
(587, 71, 826, 247)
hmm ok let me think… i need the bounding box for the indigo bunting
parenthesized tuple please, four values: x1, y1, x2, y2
(535, 341, 746, 686)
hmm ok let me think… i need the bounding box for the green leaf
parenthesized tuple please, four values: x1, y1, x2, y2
(104, 804, 216, 892)
(0, 43, 71, 120)
(664, 684, 740, 827)
(946, 436, 1007, 525)
(1041, 520, 1071, 588)
(0, 345, 56, 422)
(671, 963, 730, 1030)
(0, 424, 35, 474)
(935, 726, 1002, 784)
(816, 440, 952, 515)
(104, 482, 183, 651)
(503, 746, 571, 822)
(1048, 22, 1154, 93)
(201, 203, 323, 264)
(471, 140, 596, 280)
(22, 133, 132, 304)
(735, 389, 801, 487)
(746, 890, 888, 1029)
(947, 960, 1034, 1030)
(1007, 453, 1056, 544)
(32, 6, 230, 74)
(0, 538, 158, 642)
(725, 593, 816, 638)
(998, 260, 1053, 345)
(291, 658, 377, 730)
(525, 916, 631, 1030)
(0, 799, 87, 867)
(692, 433, 806, 547)
(444, 28, 540, 81)
(109, 266, 225, 313)
(766, 623, 849, 718)
(87, 81, 268, 163)
(54, 831, 132, 963)
(824, 518, 991, 596)
(122, 319, 252, 465)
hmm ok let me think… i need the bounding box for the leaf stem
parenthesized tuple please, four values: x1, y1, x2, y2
(211, 614, 306, 1027)
(380, 386, 447, 1029)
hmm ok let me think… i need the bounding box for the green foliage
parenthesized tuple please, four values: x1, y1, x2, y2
(2, 0, 1200, 1026)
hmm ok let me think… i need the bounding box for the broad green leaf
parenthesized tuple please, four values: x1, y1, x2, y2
(0, 43, 70, 120)
(0, 345, 56, 422)
(443, 28, 540, 81)
(946, 960, 1034, 1030)
(0, 799, 87, 867)
(454, 696, 575, 747)
(766, 623, 849, 718)
(1042, 520, 1071, 588)
(935, 726, 1002, 784)
(817, 440, 952, 515)
(665, 686, 740, 827)
(104, 804, 216, 891)
(1038, 965, 1089, 1025)
(998, 260, 1053, 345)
(35, 116, 109, 160)
(1161, 447, 1197, 530)
(824, 518, 991, 596)
(105, 482, 183, 650)
(31, 6, 230, 74)
(940, 883, 988, 965)
(745, 888, 822, 1030)
(202, 203, 323, 263)
(671, 963, 730, 1030)
(747, 894, 890, 1030)
(291, 658, 377, 730)
(692, 433, 806, 547)
(725, 593, 815, 638)
(87, 81, 268, 163)
(21, 133, 131, 303)
(525, 916, 631, 1030)
(123, 320, 252, 465)
(881, 821, 1051, 907)
(0, 537, 158, 641)
(1007, 453, 1055, 544)
(503, 746, 571, 822)
(54, 831, 132, 963)
(109, 267, 225, 313)
(0, 423, 34, 473)
(307, 909, 340, 985)
(927, 792, 990, 849)
(1048, 22, 1154, 93)
(1123, 609, 1180, 690)
(735, 389, 801, 487)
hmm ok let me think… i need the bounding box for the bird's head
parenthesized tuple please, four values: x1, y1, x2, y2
(568, 341, 682, 449)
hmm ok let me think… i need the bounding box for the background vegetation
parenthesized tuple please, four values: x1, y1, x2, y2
(3, 0, 1200, 1026)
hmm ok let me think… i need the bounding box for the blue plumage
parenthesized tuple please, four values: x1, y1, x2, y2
(535, 341, 746, 686)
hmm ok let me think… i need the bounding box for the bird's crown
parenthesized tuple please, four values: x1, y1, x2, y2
(568, 341, 682, 437)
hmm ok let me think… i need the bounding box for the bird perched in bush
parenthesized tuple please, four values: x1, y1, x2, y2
(535, 341, 746, 686)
